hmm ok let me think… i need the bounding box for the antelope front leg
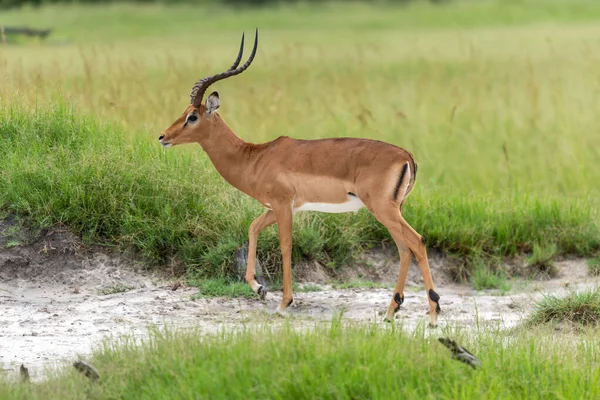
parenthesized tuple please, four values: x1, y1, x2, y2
(273, 206, 294, 316)
(245, 210, 276, 300)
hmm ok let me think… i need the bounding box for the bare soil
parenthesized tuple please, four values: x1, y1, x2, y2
(1, 218, 598, 382)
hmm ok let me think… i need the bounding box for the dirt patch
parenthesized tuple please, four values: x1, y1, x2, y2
(1, 219, 599, 383)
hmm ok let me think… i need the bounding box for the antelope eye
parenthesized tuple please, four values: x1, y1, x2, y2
(187, 114, 198, 123)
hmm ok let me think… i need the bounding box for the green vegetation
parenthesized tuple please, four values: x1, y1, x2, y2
(0, 0, 416, 11)
(588, 257, 600, 277)
(1, 1, 600, 280)
(297, 283, 323, 292)
(98, 284, 135, 295)
(527, 243, 558, 278)
(1, 2, 599, 397)
(333, 280, 391, 290)
(469, 257, 510, 293)
(189, 278, 255, 299)
(528, 288, 600, 327)
(2, 322, 599, 399)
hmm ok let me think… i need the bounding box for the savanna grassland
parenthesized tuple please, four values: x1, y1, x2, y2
(1, 1, 600, 398)
(1, 0, 599, 278)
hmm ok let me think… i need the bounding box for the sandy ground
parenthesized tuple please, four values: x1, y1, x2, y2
(1, 219, 599, 382)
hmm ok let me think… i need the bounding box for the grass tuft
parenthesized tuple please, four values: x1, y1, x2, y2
(332, 280, 391, 290)
(527, 243, 558, 278)
(469, 257, 511, 293)
(528, 288, 600, 327)
(98, 284, 135, 296)
(297, 283, 323, 292)
(189, 278, 255, 299)
(587, 257, 600, 277)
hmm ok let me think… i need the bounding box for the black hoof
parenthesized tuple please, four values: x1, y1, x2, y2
(428, 289, 440, 303)
(257, 285, 267, 300)
(393, 292, 404, 314)
(429, 289, 441, 314)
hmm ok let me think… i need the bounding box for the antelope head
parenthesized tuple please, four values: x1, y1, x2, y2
(158, 29, 259, 148)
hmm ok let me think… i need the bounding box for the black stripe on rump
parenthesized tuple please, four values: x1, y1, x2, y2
(393, 163, 409, 200)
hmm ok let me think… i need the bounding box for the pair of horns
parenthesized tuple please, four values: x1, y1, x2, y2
(190, 28, 259, 108)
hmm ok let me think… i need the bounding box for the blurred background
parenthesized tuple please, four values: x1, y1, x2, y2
(1, 0, 599, 277)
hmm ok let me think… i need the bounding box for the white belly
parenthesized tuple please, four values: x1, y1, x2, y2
(293, 195, 365, 214)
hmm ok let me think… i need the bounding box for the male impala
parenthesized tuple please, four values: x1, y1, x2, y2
(158, 29, 441, 325)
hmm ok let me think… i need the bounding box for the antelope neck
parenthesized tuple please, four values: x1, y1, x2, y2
(196, 115, 255, 194)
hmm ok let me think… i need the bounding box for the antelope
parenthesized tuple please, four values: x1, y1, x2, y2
(158, 29, 441, 326)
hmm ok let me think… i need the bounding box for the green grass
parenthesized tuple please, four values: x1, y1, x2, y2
(2, 322, 599, 399)
(469, 257, 510, 293)
(1, 103, 596, 278)
(333, 280, 391, 290)
(4, 1, 600, 40)
(296, 283, 323, 292)
(528, 287, 600, 327)
(527, 243, 558, 277)
(97, 284, 135, 296)
(1, 1, 600, 279)
(588, 257, 600, 277)
(189, 278, 256, 299)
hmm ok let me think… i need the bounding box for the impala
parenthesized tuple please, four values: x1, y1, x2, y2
(158, 29, 441, 325)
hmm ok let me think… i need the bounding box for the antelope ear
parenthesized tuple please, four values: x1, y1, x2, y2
(206, 91, 220, 114)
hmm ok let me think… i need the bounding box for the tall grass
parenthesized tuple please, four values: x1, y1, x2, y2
(2, 322, 599, 399)
(1, 1, 599, 276)
(1, 104, 597, 276)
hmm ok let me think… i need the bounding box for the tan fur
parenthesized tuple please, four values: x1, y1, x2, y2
(160, 101, 440, 325)
(160, 27, 440, 323)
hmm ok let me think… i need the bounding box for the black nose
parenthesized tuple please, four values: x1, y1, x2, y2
(158, 135, 165, 141)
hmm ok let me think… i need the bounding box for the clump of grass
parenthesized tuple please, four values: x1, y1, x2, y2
(2, 322, 599, 399)
(528, 243, 558, 278)
(528, 288, 600, 327)
(297, 283, 323, 292)
(587, 256, 600, 277)
(332, 280, 391, 290)
(469, 257, 511, 293)
(4, 240, 21, 248)
(189, 278, 255, 299)
(98, 284, 134, 296)
(0, 218, 27, 248)
(258, 281, 322, 293)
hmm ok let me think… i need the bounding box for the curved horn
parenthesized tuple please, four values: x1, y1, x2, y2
(190, 28, 259, 108)
(229, 32, 245, 71)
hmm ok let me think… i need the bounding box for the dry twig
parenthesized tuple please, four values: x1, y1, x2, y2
(438, 337, 482, 369)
